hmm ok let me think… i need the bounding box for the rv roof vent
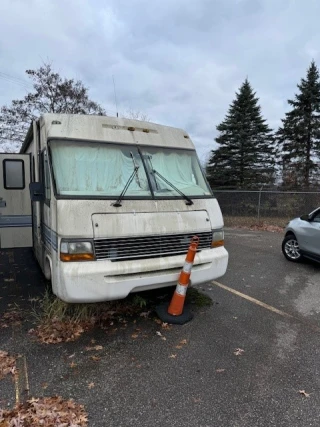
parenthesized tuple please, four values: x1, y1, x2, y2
(128, 127, 135, 131)
(52, 120, 61, 125)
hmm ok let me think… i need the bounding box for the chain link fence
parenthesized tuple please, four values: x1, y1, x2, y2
(214, 189, 320, 227)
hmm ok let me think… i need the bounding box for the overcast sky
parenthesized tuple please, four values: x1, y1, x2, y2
(0, 0, 319, 161)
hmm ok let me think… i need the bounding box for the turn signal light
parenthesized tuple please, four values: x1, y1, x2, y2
(60, 240, 95, 262)
(212, 230, 224, 248)
(211, 240, 224, 248)
(60, 253, 95, 262)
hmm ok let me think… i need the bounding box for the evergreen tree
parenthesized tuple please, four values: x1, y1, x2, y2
(277, 60, 320, 188)
(207, 79, 275, 189)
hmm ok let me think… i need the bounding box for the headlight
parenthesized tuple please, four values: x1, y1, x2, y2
(211, 229, 224, 248)
(60, 241, 95, 262)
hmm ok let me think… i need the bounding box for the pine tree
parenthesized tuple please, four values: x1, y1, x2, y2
(277, 61, 320, 188)
(207, 79, 275, 189)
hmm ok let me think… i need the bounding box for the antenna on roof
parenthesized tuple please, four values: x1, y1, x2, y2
(112, 75, 119, 118)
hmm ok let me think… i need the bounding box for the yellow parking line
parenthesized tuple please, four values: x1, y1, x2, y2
(24, 356, 30, 397)
(14, 369, 20, 405)
(211, 280, 320, 333)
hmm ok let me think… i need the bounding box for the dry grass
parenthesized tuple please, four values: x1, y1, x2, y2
(30, 285, 213, 344)
(224, 216, 288, 229)
(29, 289, 151, 344)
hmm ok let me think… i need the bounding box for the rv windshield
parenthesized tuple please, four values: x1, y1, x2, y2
(49, 140, 211, 198)
(50, 141, 151, 197)
(141, 147, 211, 197)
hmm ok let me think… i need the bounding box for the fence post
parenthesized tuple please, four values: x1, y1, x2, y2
(257, 186, 263, 225)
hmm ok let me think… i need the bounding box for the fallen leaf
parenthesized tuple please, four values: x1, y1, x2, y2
(234, 348, 245, 356)
(88, 382, 95, 389)
(161, 336, 167, 341)
(169, 354, 177, 359)
(216, 369, 225, 373)
(0, 395, 88, 425)
(175, 345, 183, 349)
(41, 382, 48, 389)
(131, 334, 139, 339)
(0, 351, 16, 380)
(299, 390, 310, 397)
(161, 322, 171, 330)
(70, 361, 77, 368)
(156, 331, 163, 337)
(90, 355, 101, 362)
(140, 311, 150, 318)
(85, 345, 103, 351)
(180, 339, 188, 345)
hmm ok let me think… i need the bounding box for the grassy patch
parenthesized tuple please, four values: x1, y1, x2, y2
(30, 288, 148, 343)
(30, 285, 211, 343)
(186, 287, 213, 307)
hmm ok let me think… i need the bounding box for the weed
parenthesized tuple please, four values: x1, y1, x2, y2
(186, 287, 212, 308)
(132, 295, 148, 308)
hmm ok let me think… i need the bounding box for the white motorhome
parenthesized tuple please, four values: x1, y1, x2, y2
(0, 114, 228, 302)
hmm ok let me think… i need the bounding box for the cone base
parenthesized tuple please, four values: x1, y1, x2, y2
(155, 303, 194, 325)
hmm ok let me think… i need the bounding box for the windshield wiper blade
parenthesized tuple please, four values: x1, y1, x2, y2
(152, 169, 193, 205)
(112, 153, 139, 207)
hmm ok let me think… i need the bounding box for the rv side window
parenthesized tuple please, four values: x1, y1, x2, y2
(3, 159, 25, 189)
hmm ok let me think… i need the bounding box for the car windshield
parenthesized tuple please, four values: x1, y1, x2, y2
(49, 140, 211, 198)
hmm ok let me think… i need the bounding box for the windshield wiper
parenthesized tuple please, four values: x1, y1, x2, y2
(112, 152, 139, 207)
(152, 169, 193, 205)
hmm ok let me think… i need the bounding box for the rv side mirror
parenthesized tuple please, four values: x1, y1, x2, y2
(29, 182, 45, 202)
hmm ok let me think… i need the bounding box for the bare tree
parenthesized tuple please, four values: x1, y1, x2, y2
(0, 63, 106, 150)
(122, 108, 151, 122)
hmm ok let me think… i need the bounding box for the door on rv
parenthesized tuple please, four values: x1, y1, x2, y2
(0, 154, 32, 248)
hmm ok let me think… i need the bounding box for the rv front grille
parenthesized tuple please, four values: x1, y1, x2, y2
(94, 231, 212, 262)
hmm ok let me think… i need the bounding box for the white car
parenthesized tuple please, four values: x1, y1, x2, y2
(282, 207, 320, 263)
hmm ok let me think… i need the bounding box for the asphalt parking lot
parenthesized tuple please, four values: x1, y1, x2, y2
(1, 229, 320, 426)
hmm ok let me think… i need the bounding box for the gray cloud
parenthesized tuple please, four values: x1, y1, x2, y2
(1, 0, 320, 162)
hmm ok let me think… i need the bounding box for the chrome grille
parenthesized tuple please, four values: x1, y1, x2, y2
(94, 231, 212, 261)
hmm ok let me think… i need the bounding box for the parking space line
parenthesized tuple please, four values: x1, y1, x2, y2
(24, 355, 30, 397)
(211, 280, 320, 333)
(14, 367, 20, 405)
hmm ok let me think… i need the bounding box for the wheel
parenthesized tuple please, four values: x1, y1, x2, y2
(282, 234, 302, 262)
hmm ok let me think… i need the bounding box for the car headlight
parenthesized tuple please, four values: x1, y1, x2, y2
(60, 241, 95, 262)
(211, 229, 224, 248)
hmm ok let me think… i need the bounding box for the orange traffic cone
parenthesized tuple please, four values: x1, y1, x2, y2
(168, 236, 199, 316)
(156, 236, 199, 325)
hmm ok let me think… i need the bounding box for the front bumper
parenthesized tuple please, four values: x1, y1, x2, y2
(55, 247, 228, 302)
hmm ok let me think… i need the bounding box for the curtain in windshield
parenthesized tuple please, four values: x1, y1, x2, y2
(142, 148, 211, 196)
(50, 141, 150, 196)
